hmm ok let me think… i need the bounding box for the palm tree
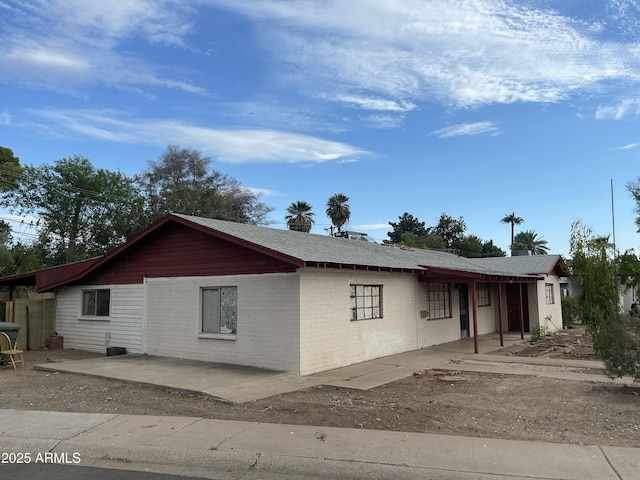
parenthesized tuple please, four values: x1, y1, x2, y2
(513, 230, 549, 255)
(500, 212, 524, 252)
(285, 201, 315, 233)
(588, 235, 614, 259)
(326, 193, 351, 234)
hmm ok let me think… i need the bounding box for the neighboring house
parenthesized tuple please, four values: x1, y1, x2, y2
(0, 214, 568, 375)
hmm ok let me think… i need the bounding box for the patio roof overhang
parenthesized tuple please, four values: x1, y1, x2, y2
(417, 266, 541, 283)
(0, 257, 101, 292)
(0, 271, 37, 287)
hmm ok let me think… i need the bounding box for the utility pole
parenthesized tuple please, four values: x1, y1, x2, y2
(611, 179, 616, 255)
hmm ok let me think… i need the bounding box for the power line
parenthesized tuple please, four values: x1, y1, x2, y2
(0, 166, 139, 205)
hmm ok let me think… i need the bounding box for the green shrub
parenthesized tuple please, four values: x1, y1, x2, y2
(530, 325, 546, 343)
(561, 295, 582, 327)
(594, 313, 640, 382)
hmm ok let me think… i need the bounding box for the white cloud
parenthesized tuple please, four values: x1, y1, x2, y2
(0, 111, 10, 126)
(6, 0, 640, 125)
(611, 143, 639, 150)
(596, 98, 640, 119)
(430, 121, 501, 138)
(246, 187, 279, 197)
(214, 0, 640, 108)
(331, 94, 416, 112)
(0, 0, 203, 95)
(26, 108, 368, 164)
(14, 0, 192, 47)
(362, 114, 407, 129)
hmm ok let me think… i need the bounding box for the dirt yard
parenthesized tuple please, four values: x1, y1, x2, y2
(1, 327, 638, 448)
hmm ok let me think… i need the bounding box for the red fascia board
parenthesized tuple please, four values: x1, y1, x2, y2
(0, 271, 37, 287)
(0, 257, 101, 292)
(41, 214, 305, 291)
(36, 257, 102, 291)
(420, 266, 540, 283)
(419, 266, 484, 279)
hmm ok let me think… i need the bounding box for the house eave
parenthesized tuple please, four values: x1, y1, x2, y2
(418, 266, 541, 283)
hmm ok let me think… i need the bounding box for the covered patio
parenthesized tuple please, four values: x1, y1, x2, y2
(418, 266, 542, 354)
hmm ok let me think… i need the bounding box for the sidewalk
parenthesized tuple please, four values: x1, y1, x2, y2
(1, 409, 638, 479)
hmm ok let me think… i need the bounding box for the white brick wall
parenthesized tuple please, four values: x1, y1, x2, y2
(144, 272, 301, 371)
(54, 271, 563, 374)
(55, 284, 144, 353)
(298, 269, 419, 375)
(474, 285, 498, 336)
(534, 276, 564, 333)
(416, 282, 460, 347)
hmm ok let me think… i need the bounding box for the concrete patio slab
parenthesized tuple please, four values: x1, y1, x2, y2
(36, 354, 324, 403)
(33, 332, 626, 404)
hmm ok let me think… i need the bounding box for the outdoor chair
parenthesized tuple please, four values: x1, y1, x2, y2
(0, 332, 25, 369)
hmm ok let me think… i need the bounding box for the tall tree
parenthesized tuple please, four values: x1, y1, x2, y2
(481, 239, 506, 258)
(326, 193, 350, 234)
(428, 213, 466, 249)
(453, 234, 483, 257)
(138, 145, 272, 225)
(400, 232, 446, 250)
(570, 221, 640, 381)
(0, 146, 22, 191)
(589, 235, 614, 258)
(513, 230, 549, 255)
(387, 213, 427, 244)
(500, 212, 524, 252)
(0, 219, 14, 275)
(10, 240, 45, 274)
(1, 156, 143, 264)
(285, 201, 315, 232)
(627, 178, 640, 232)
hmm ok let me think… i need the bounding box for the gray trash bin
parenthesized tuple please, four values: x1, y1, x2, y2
(0, 322, 21, 366)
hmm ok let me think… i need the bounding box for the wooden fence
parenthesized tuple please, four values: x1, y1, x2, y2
(0, 290, 55, 350)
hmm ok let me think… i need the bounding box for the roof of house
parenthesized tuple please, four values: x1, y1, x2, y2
(469, 254, 569, 277)
(0, 213, 561, 291)
(173, 213, 478, 271)
(172, 214, 544, 280)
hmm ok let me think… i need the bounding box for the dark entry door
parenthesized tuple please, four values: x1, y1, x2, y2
(506, 284, 530, 332)
(459, 284, 469, 338)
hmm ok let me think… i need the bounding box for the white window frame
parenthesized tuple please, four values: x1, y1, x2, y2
(425, 282, 452, 319)
(81, 288, 111, 319)
(201, 286, 238, 337)
(545, 283, 555, 305)
(350, 284, 383, 321)
(477, 283, 491, 307)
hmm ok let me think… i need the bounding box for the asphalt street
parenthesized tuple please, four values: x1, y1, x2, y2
(0, 461, 575, 480)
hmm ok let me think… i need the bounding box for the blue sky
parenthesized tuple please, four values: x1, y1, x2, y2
(2, 0, 640, 257)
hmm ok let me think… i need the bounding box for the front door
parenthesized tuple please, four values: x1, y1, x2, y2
(459, 284, 469, 338)
(506, 284, 530, 332)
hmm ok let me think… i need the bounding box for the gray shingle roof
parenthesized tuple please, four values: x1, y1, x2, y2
(174, 214, 543, 279)
(468, 255, 565, 276)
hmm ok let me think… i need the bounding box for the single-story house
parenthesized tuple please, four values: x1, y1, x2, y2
(0, 214, 568, 375)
